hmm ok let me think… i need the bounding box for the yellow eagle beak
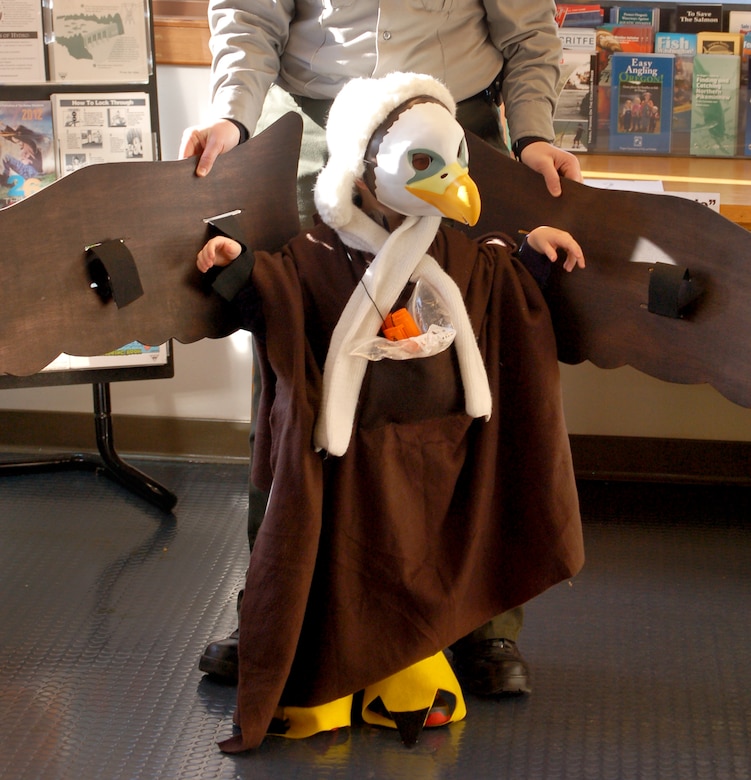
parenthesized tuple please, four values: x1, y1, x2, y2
(405, 162, 481, 226)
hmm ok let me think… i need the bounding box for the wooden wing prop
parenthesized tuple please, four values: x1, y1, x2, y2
(466, 133, 751, 409)
(0, 112, 302, 377)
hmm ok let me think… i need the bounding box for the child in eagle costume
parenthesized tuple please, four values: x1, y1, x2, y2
(196, 71, 586, 752)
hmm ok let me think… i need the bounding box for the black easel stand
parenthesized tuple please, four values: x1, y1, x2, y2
(0, 383, 177, 513)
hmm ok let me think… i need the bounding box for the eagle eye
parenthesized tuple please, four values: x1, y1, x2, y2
(410, 152, 432, 171)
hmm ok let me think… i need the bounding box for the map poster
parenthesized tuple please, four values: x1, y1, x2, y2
(48, 0, 150, 84)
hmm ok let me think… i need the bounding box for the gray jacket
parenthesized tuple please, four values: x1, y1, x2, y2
(207, 0, 562, 145)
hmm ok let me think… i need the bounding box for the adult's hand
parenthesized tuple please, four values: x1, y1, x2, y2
(178, 119, 241, 176)
(519, 141, 583, 198)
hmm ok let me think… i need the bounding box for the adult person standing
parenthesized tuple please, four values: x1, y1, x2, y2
(180, 0, 583, 697)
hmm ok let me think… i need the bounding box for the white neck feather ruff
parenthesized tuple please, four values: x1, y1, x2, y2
(313, 210, 491, 456)
(312, 73, 492, 456)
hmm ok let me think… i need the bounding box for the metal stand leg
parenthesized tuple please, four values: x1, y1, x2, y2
(0, 383, 177, 513)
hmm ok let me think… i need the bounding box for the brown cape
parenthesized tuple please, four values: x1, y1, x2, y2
(220, 222, 584, 752)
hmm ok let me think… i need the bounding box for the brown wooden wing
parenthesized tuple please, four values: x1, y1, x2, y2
(0, 112, 302, 377)
(466, 132, 751, 409)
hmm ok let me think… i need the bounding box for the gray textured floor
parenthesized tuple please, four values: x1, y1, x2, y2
(1, 456, 749, 780)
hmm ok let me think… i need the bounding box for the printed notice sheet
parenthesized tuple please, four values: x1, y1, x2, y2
(52, 91, 153, 173)
(0, 0, 46, 83)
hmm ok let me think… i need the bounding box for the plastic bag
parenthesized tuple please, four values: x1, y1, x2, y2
(350, 278, 456, 361)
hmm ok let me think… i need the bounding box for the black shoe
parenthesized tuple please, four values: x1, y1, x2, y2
(199, 589, 243, 683)
(199, 628, 239, 683)
(451, 638, 531, 696)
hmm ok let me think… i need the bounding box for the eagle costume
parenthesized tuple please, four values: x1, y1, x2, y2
(206, 73, 584, 753)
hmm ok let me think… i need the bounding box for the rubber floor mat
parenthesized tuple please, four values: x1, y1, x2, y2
(1, 463, 749, 779)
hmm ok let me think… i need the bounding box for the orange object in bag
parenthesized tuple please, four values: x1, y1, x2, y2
(382, 308, 422, 341)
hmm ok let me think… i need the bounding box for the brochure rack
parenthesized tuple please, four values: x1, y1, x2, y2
(0, 0, 176, 512)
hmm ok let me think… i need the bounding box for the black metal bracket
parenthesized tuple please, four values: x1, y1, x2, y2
(0, 382, 177, 513)
(648, 263, 702, 318)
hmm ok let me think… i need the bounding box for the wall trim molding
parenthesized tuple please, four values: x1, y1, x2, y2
(0, 410, 250, 463)
(569, 433, 751, 486)
(1, 410, 750, 483)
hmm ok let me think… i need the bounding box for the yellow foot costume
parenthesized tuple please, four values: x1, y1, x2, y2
(268, 651, 466, 747)
(267, 693, 354, 740)
(361, 651, 467, 746)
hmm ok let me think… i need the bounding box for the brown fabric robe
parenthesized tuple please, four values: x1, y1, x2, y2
(219, 221, 584, 753)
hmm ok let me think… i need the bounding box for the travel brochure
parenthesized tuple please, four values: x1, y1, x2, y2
(41, 341, 169, 373)
(554, 3, 751, 157)
(1, 92, 153, 208)
(0, 99, 56, 208)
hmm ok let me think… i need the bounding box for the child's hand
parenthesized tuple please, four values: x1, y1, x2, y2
(526, 226, 585, 272)
(196, 236, 243, 273)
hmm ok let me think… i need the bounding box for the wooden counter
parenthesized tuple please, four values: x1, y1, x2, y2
(582, 156, 751, 230)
